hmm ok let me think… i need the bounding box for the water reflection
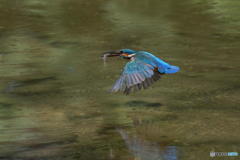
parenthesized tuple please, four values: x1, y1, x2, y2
(126, 101, 162, 108)
(118, 129, 178, 160)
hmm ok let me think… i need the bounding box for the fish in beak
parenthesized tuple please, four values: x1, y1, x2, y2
(101, 50, 121, 58)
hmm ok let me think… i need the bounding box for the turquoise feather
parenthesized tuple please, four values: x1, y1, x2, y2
(110, 49, 180, 94)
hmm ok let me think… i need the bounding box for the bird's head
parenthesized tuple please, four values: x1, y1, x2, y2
(102, 49, 136, 59)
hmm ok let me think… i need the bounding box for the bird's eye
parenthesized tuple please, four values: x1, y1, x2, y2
(120, 50, 123, 53)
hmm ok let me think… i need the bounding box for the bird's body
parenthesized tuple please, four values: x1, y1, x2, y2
(102, 49, 180, 94)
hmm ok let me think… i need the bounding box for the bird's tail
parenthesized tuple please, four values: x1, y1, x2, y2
(164, 65, 180, 74)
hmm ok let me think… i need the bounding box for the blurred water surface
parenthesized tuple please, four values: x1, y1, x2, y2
(0, 0, 239, 159)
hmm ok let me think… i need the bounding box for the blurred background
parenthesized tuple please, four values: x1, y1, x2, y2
(0, 0, 239, 159)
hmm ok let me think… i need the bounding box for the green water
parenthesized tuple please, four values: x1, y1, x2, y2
(0, 0, 239, 159)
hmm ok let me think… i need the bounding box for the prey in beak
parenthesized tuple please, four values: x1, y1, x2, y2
(101, 50, 122, 66)
(101, 49, 136, 66)
(101, 50, 121, 58)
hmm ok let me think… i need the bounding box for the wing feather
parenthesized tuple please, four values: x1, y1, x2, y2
(110, 54, 164, 94)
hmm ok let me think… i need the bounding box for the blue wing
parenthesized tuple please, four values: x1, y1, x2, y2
(111, 51, 179, 94)
(136, 51, 180, 74)
(111, 58, 162, 94)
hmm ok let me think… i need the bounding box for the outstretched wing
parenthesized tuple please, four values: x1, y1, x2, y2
(111, 59, 162, 94)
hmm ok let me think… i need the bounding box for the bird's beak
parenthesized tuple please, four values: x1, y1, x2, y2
(101, 50, 121, 58)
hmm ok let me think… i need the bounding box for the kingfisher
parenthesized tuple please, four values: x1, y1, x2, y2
(102, 49, 180, 94)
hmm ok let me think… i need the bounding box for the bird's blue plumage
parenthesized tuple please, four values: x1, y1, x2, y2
(120, 49, 136, 54)
(109, 49, 180, 94)
(111, 59, 158, 94)
(135, 51, 180, 74)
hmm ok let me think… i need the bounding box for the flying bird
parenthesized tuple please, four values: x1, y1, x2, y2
(102, 49, 180, 94)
